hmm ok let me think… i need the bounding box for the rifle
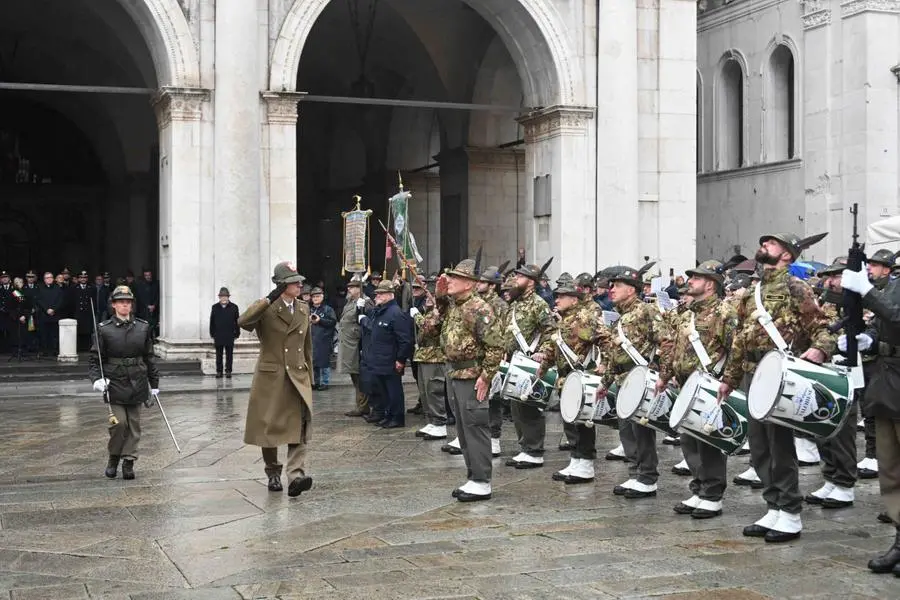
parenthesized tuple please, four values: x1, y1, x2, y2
(839, 203, 866, 367)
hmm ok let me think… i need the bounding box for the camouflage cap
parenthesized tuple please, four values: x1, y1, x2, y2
(555, 272, 574, 286)
(817, 256, 848, 277)
(373, 280, 396, 294)
(110, 285, 134, 301)
(447, 258, 480, 281)
(869, 249, 895, 267)
(272, 261, 305, 285)
(607, 265, 642, 290)
(480, 265, 504, 284)
(553, 284, 581, 297)
(685, 260, 726, 286)
(575, 272, 594, 288)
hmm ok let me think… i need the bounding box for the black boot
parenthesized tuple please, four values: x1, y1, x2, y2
(869, 526, 900, 573)
(121, 459, 135, 480)
(104, 455, 119, 479)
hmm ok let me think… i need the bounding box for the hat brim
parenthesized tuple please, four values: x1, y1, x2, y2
(513, 268, 539, 280)
(554, 289, 581, 297)
(446, 270, 479, 281)
(276, 274, 305, 284)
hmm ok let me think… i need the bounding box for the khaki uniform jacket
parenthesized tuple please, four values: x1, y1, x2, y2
(239, 298, 313, 446)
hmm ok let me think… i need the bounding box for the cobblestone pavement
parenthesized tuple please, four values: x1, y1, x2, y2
(0, 382, 898, 599)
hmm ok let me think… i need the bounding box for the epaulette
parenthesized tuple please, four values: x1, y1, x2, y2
(135, 317, 149, 325)
(99, 319, 112, 327)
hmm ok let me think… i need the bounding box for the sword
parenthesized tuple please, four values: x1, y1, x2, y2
(152, 391, 182, 453)
(89, 298, 118, 427)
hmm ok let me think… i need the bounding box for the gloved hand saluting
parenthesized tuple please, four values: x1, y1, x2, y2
(409, 307, 420, 318)
(267, 283, 287, 303)
(145, 389, 159, 408)
(93, 378, 109, 393)
(840, 266, 874, 297)
(838, 333, 873, 353)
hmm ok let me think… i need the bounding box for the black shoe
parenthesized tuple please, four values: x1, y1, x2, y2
(559, 442, 576, 452)
(364, 413, 384, 423)
(551, 471, 568, 482)
(446, 447, 462, 455)
(735, 447, 751, 456)
(623, 488, 657, 499)
(345, 409, 367, 417)
(407, 404, 423, 415)
(742, 524, 770, 538)
(879, 512, 894, 524)
(613, 485, 630, 495)
(673, 503, 695, 515)
(765, 530, 801, 543)
(312, 384, 322, 391)
(563, 475, 594, 485)
(104, 455, 119, 479)
(267, 475, 283, 492)
(215, 373, 224, 379)
(451, 488, 461, 498)
(859, 468, 878, 480)
(457, 491, 491, 502)
(380, 420, 404, 429)
(869, 527, 900, 573)
(691, 507, 723, 519)
(121, 459, 135, 480)
(319, 385, 329, 391)
(225, 372, 232, 379)
(671, 465, 691, 476)
(605, 451, 626, 461)
(662, 436, 680, 446)
(514, 461, 543, 470)
(804, 493, 826, 505)
(821, 498, 854, 509)
(287, 476, 313, 497)
(798, 460, 820, 467)
(733, 475, 764, 489)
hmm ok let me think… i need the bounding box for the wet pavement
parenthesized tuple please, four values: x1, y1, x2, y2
(0, 382, 898, 599)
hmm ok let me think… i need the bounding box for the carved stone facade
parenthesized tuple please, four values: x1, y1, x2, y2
(517, 106, 595, 143)
(152, 87, 209, 129)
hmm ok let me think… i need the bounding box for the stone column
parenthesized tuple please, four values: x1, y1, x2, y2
(517, 106, 595, 279)
(127, 173, 150, 273)
(261, 91, 305, 288)
(465, 146, 526, 268)
(152, 87, 211, 359)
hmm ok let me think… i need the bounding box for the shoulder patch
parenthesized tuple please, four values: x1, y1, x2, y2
(134, 317, 149, 325)
(99, 320, 112, 327)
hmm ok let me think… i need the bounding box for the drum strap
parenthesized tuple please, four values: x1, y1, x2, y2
(509, 306, 540, 354)
(583, 346, 598, 369)
(616, 321, 649, 367)
(551, 332, 579, 370)
(752, 282, 789, 352)
(688, 312, 713, 369)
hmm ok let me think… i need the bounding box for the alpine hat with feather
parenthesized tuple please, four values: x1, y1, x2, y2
(514, 257, 554, 283)
(607, 262, 656, 292)
(447, 246, 484, 281)
(759, 232, 827, 261)
(480, 259, 510, 285)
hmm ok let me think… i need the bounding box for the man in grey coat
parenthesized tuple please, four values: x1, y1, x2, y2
(337, 274, 373, 416)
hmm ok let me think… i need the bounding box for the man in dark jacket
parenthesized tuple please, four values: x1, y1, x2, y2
(209, 287, 240, 378)
(92, 274, 110, 322)
(35, 272, 63, 357)
(359, 280, 413, 428)
(71, 271, 94, 351)
(309, 287, 337, 390)
(135, 268, 160, 338)
(89, 285, 160, 480)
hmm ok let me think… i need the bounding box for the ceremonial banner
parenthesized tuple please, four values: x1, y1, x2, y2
(342, 196, 373, 275)
(388, 189, 424, 266)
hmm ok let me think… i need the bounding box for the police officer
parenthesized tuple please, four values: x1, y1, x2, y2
(657, 261, 738, 518)
(719, 232, 835, 543)
(89, 286, 160, 480)
(842, 260, 900, 574)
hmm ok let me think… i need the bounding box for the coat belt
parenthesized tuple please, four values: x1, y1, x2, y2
(108, 357, 143, 366)
(447, 359, 478, 371)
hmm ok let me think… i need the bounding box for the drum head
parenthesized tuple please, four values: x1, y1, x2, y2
(670, 371, 702, 429)
(616, 366, 648, 420)
(749, 351, 784, 420)
(560, 372, 585, 424)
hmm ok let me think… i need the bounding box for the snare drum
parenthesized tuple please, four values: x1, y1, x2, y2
(500, 351, 559, 409)
(669, 370, 749, 455)
(748, 350, 853, 440)
(616, 365, 677, 435)
(560, 371, 604, 424)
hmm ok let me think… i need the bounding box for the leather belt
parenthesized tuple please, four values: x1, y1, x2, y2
(878, 342, 900, 357)
(108, 357, 143, 366)
(447, 359, 478, 371)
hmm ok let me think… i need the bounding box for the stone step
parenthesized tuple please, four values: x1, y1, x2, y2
(0, 354, 201, 382)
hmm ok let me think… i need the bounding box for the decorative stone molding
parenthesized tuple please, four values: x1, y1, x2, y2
(261, 91, 307, 125)
(697, 157, 801, 182)
(121, 0, 201, 87)
(801, 0, 831, 30)
(517, 106, 594, 143)
(465, 146, 526, 170)
(152, 87, 210, 128)
(841, 0, 900, 17)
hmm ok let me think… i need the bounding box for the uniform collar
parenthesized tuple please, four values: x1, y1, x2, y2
(689, 295, 717, 313)
(760, 267, 789, 283)
(454, 290, 475, 305)
(113, 315, 131, 326)
(616, 294, 640, 315)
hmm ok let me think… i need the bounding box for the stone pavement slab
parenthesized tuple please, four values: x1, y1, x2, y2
(0, 384, 897, 599)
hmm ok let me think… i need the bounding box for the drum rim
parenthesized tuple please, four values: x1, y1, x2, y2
(748, 351, 786, 421)
(615, 365, 649, 420)
(560, 371, 586, 424)
(670, 370, 707, 429)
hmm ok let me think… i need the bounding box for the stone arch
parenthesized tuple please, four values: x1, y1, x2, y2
(713, 49, 749, 171)
(115, 0, 200, 87)
(761, 35, 800, 161)
(697, 70, 704, 173)
(269, 0, 579, 106)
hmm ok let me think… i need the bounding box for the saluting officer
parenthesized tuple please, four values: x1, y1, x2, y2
(89, 286, 160, 480)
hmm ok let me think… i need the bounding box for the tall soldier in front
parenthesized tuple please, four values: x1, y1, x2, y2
(719, 233, 835, 543)
(534, 282, 609, 483)
(600, 263, 665, 498)
(842, 255, 900, 574)
(440, 257, 504, 502)
(239, 262, 314, 497)
(657, 261, 738, 518)
(503, 260, 554, 468)
(89, 285, 160, 480)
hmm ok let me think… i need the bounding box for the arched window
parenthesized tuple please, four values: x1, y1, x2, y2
(697, 72, 703, 173)
(717, 57, 744, 170)
(766, 44, 795, 161)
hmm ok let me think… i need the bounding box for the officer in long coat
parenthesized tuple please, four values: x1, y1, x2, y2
(337, 274, 373, 416)
(88, 286, 160, 480)
(72, 271, 94, 350)
(239, 262, 314, 497)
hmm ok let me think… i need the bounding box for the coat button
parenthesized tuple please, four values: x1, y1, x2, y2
(284, 349, 288, 352)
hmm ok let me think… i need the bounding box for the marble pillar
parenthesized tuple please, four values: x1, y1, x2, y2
(466, 146, 526, 268)
(58, 319, 77, 363)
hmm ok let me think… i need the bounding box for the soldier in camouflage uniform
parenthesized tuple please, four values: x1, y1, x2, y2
(801, 257, 859, 509)
(534, 283, 610, 483)
(439, 258, 504, 502)
(657, 261, 738, 518)
(719, 232, 836, 543)
(411, 289, 448, 440)
(478, 265, 509, 457)
(600, 264, 667, 498)
(502, 261, 555, 468)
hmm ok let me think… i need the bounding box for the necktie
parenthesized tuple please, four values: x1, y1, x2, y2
(289, 302, 294, 315)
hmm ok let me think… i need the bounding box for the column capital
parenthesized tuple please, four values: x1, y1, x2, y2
(801, 0, 831, 30)
(465, 146, 525, 170)
(261, 91, 307, 125)
(152, 87, 210, 128)
(516, 105, 594, 143)
(841, 0, 900, 18)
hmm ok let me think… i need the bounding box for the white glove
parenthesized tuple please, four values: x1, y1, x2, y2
(358, 315, 365, 324)
(356, 298, 366, 309)
(93, 378, 109, 392)
(838, 333, 873, 352)
(151, 388, 159, 396)
(145, 390, 159, 408)
(840, 266, 874, 296)
(410, 307, 420, 318)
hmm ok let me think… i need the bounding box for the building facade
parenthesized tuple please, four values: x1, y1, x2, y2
(0, 0, 698, 359)
(697, 0, 900, 263)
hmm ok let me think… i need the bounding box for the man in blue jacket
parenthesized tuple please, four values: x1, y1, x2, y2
(359, 280, 413, 428)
